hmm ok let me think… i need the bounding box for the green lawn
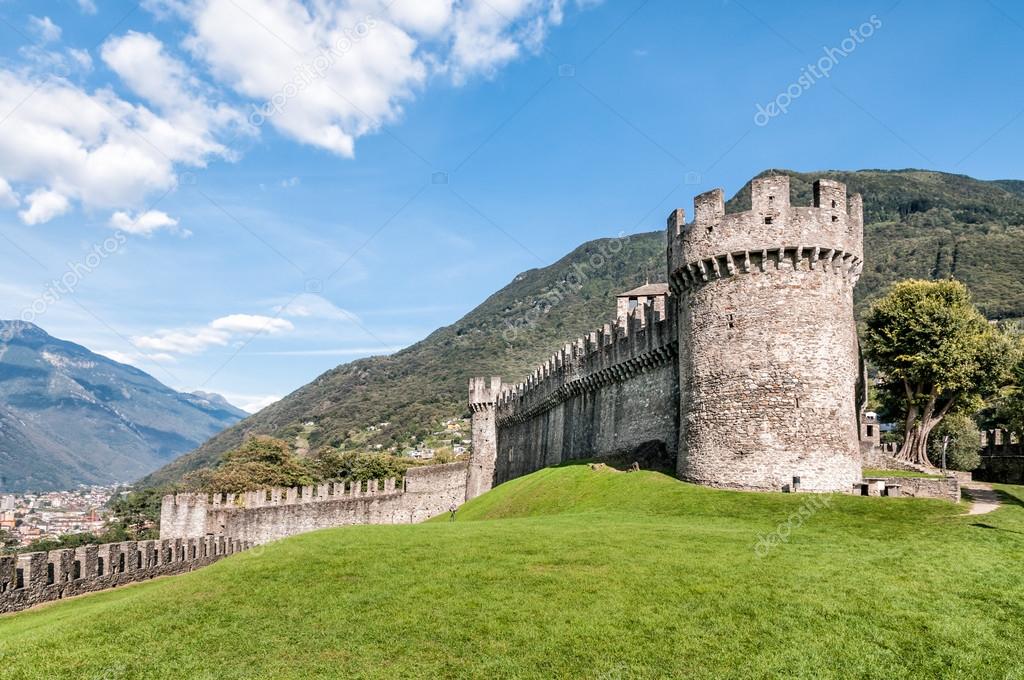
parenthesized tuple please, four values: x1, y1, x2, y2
(862, 468, 946, 479)
(2, 465, 1023, 679)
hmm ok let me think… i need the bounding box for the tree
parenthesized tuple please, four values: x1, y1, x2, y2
(927, 414, 982, 471)
(0, 528, 16, 551)
(187, 436, 314, 494)
(995, 340, 1024, 433)
(864, 280, 1014, 466)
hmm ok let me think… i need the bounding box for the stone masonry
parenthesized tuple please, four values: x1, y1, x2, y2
(469, 176, 866, 495)
(0, 536, 252, 615)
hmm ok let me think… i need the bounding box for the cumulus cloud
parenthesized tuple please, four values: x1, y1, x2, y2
(109, 209, 185, 236)
(133, 314, 295, 355)
(77, 0, 98, 15)
(19, 189, 70, 225)
(154, 0, 591, 156)
(0, 1, 594, 226)
(28, 16, 62, 44)
(0, 64, 236, 224)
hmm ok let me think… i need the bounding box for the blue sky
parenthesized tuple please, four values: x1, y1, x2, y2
(0, 0, 1021, 412)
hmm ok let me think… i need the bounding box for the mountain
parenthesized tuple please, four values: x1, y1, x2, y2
(143, 169, 1024, 487)
(0, 322, 246, 491)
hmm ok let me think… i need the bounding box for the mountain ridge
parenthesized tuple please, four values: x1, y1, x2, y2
(0, 321, 247, 491)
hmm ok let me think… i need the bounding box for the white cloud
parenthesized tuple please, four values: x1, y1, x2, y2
(77, 0, 98, 15)
(133, 314, 295, 355)
(280, 176, 300, 188)
(275, 293, 358, 322)
(0, 61, 237, 224)
(28, 16, 62, 44)
(209, 314, 295, 334)
(19, 189, 70, 225)
(159, 0, 590, 156)
(97, 349, 177, 367)
(68, 48, 94, 71)
(109, 209, 183, 236)
(0, 178, 18, 208)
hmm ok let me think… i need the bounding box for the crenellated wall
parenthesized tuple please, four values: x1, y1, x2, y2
(482, 299, 679, 485)
(0, 536, 252, 615)
(161, 462, 469, 544)
(976, 429, 1024, 483)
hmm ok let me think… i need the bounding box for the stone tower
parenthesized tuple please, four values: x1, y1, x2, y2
(667, 176, 864, 492)
(465, 376, 501, 500)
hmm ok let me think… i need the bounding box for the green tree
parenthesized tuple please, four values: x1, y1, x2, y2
(0, 528, 17, 551)
(864, 279, 1014, 466)
(927, 414, 982, 471)
(187, 436, 314, 493)
(995, 340, 1024, 433)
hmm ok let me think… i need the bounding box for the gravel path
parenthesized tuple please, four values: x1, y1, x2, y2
(962, 482, 1001, 515)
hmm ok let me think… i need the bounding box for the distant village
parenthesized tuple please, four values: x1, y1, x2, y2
(0, 486, 119, 547)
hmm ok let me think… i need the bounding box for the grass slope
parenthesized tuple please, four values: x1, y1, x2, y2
(143, 169, 1024, 489)
(3, 465, 1024, 679)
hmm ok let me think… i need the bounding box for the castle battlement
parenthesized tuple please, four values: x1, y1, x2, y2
(668, 176, 863, 293)
(490, 296, 676, 426)
(0, 535, 251, 615)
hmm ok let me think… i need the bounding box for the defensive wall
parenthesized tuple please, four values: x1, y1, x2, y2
(976, 429, 1024, 484)
(0, 535, 251, 615)
(161, 462, 469, 544)
(478, 298, 678, 490)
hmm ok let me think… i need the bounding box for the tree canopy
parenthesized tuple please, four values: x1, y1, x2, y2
(864, 279, 1015, 465)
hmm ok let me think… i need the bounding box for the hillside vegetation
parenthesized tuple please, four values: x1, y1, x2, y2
(144, 169, 1024, 487)
(3, 465, 1024, 678)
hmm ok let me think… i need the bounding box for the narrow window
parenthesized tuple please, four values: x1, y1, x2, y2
(46, 563, 55, 585)
(137, 553, 143, 569)
(73, 560, 82, 580)
(831, 199, 836, 208)
(97, 558, 105, 576)
(15, 568, 24, 589)
(867, 425, 874, 436)
(768, 195, 774, 202)
(118, 553, 125, 573)
(764, 217, 772, 225)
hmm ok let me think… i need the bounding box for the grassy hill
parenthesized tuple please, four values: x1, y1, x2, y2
(3, 466, 1024, 678)
(143, 169, 1024, 487)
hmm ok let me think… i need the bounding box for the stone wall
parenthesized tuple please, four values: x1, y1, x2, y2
(161, 462, 469, 544)
(875, 476, 961, 503)
(484, 299, 678, 486)
(976, 430, 1024, 484)
(0, 536, 251, 615)
(669, 176, 863, 492)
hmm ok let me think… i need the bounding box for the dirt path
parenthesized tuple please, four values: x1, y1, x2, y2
(962, 482, 1001, 515)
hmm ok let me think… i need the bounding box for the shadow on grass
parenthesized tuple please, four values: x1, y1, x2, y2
(969, 522, 1024, 536)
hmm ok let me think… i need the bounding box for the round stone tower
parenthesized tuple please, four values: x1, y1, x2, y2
(667, 175, 863, 492)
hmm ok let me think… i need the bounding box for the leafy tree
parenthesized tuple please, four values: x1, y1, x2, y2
(0, 528, 16, 551)
(994, 340, 1024, 433)
(864, 279, 1015, 466)
(927, 414, 982, 471)
(106, 488, 163, 540)
(187, 436, 314, 494)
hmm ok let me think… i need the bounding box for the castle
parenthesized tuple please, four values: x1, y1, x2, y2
(468, 175, 866, 496)
(3, 176, 973, 615)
